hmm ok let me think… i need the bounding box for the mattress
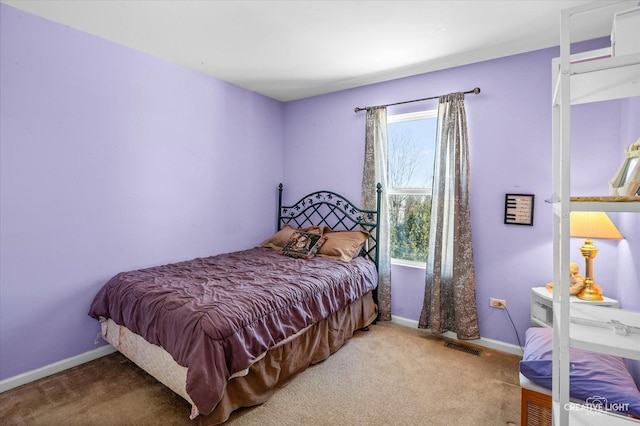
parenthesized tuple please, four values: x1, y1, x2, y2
(520, 327, 640, 419)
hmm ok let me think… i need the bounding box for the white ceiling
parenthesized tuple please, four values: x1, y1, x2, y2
(1, 0, 632, 101)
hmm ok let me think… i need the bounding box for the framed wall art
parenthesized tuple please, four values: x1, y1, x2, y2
(504, 193, 535, 226)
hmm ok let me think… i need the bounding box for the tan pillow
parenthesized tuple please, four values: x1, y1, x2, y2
(317, 230, 369, 262)
(260, 224, 323, 249)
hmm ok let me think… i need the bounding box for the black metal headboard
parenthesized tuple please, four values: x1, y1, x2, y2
(277, 183, 382, 267)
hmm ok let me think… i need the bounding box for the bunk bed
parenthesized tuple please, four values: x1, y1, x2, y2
(89, 184, 381, 424)
(521, 2, 640, 425)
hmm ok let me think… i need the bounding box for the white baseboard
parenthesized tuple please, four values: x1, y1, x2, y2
(0, 345, 116, 393)
(391, 315, 524, 356)
(1, 318, 521, 393)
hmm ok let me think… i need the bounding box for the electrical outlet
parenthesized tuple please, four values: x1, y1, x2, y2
(490, 298, 506, 309)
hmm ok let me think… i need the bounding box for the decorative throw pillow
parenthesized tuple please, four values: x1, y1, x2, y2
(281, 231, 327, 259)
(318, 230, 370, 262)
(260, 224, 323, 249)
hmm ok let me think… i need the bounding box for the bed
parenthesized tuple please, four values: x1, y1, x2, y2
(519, 327, 640, 425)
(88, 184, 381, 424)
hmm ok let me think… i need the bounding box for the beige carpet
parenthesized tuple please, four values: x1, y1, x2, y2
(0, 322, 522, 426)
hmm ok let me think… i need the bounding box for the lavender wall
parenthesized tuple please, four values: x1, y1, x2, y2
(283, 41, 638, 349)
(1, 3, 637, 385)
(0, 4, 284, 380)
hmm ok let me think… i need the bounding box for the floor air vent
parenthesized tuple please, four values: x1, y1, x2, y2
(445, 341, 482, 356)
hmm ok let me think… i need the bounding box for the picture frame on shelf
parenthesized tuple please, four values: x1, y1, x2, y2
(609, 138, 640, 197)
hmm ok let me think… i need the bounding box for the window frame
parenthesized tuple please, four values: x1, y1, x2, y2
(387, 109, 438, 268)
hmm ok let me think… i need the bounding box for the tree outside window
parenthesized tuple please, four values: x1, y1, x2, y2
(387, 110, 437, 265)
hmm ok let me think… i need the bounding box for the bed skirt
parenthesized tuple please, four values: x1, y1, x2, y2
(100, 290, 377, 425)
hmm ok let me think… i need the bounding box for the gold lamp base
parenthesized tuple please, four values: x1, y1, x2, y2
(576, 238, 604, 301)
(577, 279, 603, 301)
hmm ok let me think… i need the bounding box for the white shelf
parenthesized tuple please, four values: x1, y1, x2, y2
(570, 199, 640, 212)
(531, 317, 548, 328)
(549, 198, 640, 215)
(569, 304, 640, 360)
(548, 195, 640, 213)
(552, 50, 640, 107)
(531, 287, 620, 328)
(570, 56, 640, 105)
(551, 2, 640, 424)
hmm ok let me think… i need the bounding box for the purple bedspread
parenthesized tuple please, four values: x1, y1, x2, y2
(88, 247, 377, 415)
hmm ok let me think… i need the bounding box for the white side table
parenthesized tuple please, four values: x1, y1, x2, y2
(530, 286, 619, 328)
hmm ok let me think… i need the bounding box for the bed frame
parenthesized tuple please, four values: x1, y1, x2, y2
(278, 182, 382, 267)
(98, 183, 382, 425)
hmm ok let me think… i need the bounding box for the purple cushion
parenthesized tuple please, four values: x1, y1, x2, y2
(520, 327, 640, 417)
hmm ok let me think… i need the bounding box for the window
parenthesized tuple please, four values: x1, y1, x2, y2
(387, 110, 437, 266)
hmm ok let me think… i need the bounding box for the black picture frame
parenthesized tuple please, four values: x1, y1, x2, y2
(504, 194, 534, 226)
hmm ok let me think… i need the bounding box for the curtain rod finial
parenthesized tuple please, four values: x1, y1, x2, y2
(473, 87, 481, 95)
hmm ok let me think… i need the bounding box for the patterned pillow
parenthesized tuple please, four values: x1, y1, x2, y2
(260, 224, 323, 249)
(281, 231, 327, 259)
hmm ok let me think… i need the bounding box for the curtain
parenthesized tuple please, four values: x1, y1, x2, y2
(362, 106, 391, 321)
(418, 92, 479, 340)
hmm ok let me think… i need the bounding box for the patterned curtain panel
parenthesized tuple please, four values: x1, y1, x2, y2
(418, 93, 479, 340)
(362, 106, 391, 321)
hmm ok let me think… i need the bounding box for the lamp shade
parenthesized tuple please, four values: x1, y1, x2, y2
(569, 211, 623, 240)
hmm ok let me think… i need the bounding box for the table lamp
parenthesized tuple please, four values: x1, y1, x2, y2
(569, 211, 623, 301)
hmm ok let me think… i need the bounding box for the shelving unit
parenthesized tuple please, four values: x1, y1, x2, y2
(530, 287, 619, 328)
(551, 1, 640, 425)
